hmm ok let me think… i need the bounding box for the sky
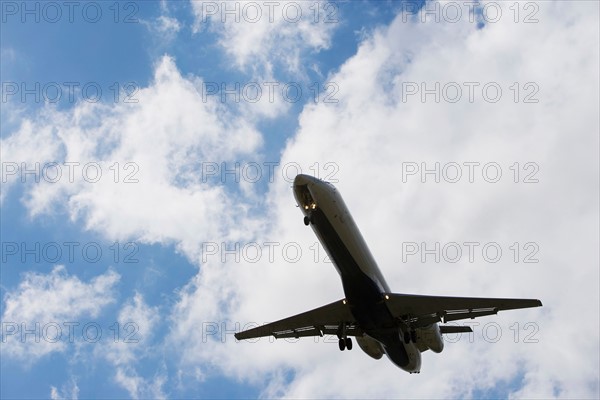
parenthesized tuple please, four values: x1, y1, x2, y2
(0, 0, 598, 398)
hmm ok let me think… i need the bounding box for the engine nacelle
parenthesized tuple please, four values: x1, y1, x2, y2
(356, 334, 385, 360)
(416, 324, 444, 353)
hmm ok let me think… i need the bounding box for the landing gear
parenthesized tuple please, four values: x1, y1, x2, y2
(410, 330, 417, 343)
(404, 330, 417, 344)
(304, 213, 314, 226)
(338, 337, 352, 351)
(337, 322, 352, 351)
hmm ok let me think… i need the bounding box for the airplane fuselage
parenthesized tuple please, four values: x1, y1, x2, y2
(293, 174, 423, 372)
(235, 174, 541, 372)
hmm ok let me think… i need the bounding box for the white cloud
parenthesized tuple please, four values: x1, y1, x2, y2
(189, 0, 337, 120)
(0, 51, 279, 396)
(1, 55, 264, 261)
(100, 292, 167, 399)
(1, 266, 120, 362)
(190, 0, 337, 75)
(50, 377, 80, 400)
(3, 1, 598, 398)
(167, 1, 599, 398)
(102, 292, 159, 366)
(113, 369, 167, 400)
(141, 15, 182, 43)
(156, 15, 182, 35)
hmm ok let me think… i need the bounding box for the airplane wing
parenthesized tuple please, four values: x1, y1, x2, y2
(235, 294, 542, 340)
(385, 293, 543, 328)
(235, 299, 358, 340)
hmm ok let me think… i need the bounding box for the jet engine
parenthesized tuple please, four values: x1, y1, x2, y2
(356, 334, 385, 359)
(415, 324, 444, 353)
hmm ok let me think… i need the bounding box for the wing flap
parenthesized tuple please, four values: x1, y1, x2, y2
(443, 308, 499, 322)
(273, 327, 323, 339)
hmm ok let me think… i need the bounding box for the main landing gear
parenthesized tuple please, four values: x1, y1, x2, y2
(338, 337, 353, 351)
(403, 330, 417, 344)
(337, 322, 352, 351)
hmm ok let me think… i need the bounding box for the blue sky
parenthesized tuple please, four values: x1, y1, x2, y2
(1, 1, 599, 399)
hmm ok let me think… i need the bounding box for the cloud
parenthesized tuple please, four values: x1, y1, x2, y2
(50, 377, 80, 400)
(190, 0, 337, 75)
(167, 1, 599, 398)
(3, 1, 598, 398)
(1, 50, 283, 396)
(1, 266, 120, 362)
(156, 16, 182, 35)
(99, 292, 167, 399)
(141, 15, 182, 43)
(113, 369, 167, 400)
(1, 55, 264, 261)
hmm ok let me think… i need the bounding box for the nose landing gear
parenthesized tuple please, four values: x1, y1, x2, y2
(303, 212, 315, 226)
(302, 201, 316, 225)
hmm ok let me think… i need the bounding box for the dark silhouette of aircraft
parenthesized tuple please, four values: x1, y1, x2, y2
(235, 174, 542, 373)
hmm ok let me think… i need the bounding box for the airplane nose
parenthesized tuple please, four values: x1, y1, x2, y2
(293, 174, 317, 187)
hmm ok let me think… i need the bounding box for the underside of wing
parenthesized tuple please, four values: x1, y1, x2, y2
(385, 293, 542, 327)
(235, 299, 357, 340)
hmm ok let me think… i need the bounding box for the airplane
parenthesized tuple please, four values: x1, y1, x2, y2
(235, 174, 542, 373)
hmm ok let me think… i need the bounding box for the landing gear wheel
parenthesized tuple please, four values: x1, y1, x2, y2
(345, 337, 353, 350)
(404, 332, 411, 343)
(338, 338, 346, 351)
(303, 215, 310, 226)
